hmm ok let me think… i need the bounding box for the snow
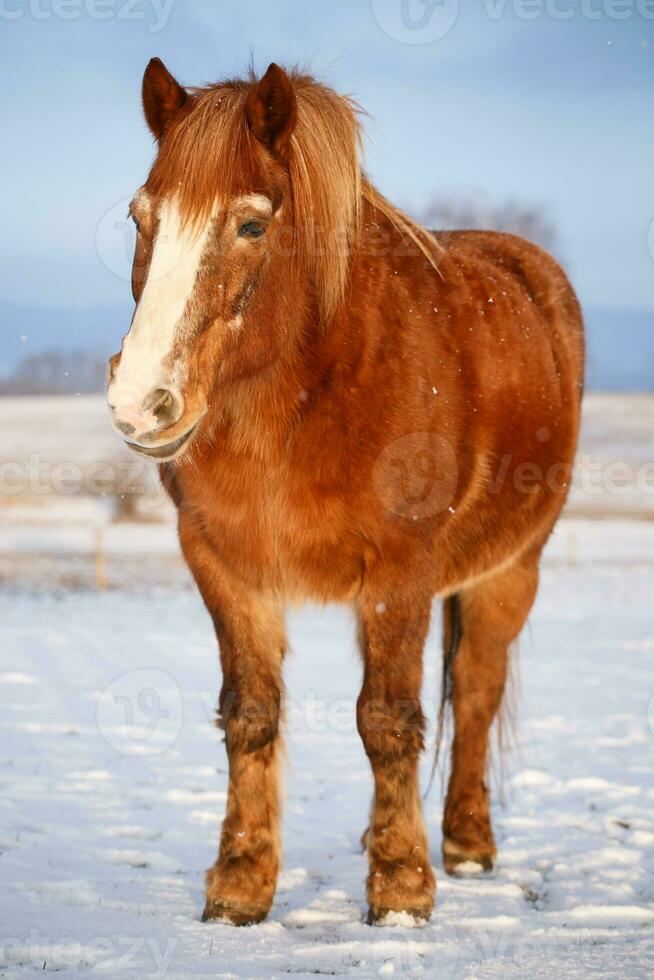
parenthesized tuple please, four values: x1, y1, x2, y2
(1, 522, 653, 978)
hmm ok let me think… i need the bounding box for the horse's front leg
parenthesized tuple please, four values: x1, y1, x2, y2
(179, 521, 285, 925)
(356, 589, 436, 924)
(205, 596, 285, 924)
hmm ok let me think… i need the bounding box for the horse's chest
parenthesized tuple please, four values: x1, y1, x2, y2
(181, 454, 360, 600)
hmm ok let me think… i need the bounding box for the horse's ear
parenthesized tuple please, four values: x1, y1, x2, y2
(245, 63, 297, 158)
(142, 58, 187, 141)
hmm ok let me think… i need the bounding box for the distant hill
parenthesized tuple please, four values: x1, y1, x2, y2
(0, 302, 651, 392)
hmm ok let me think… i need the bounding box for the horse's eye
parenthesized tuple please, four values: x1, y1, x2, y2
(238, 221, 266, 239)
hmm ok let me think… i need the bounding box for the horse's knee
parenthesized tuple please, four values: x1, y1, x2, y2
(219, 686, 281, 754)
(357, 695, 425, 763)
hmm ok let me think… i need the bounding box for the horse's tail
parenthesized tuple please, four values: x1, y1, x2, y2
(424, 592, 517, 802)
(424, 593, 462, 799)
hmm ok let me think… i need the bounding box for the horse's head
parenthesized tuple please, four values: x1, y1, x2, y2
(107, 60, 310, 461)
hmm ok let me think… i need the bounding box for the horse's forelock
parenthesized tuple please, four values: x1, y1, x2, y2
(146, 71, 365, 322)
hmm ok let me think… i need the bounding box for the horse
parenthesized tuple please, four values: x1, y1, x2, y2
(107, 59, 584, 926)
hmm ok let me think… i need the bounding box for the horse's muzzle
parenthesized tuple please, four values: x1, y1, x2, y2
(124, 416, 203, 462)
(107, 360, 204, 461)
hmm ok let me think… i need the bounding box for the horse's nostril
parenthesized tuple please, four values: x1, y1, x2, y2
(142, 387, 180, 429)
(144, 388, 172, 416)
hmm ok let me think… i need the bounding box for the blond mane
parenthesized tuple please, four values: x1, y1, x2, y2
(148, 69, 441, 321)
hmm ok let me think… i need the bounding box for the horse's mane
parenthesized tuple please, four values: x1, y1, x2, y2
(148, 69, 441, 321)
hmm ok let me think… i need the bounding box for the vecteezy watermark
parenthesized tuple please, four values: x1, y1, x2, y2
(0, 930, 177, 975)
(363, 917, 610, 975)
(96, 198, 137, 282)
(371, 0, 460, 44)
(484, 0, 654, 20)
(3, 446, 654, 512)
(96, 668, 183, 756)
(96, 199, 436, 282)
(0, 0, 175, 32)
(370, 432, 654, 521)
(370, 0, 654, 45)
(0, 454, 157, 498)
(372, 431, 459, 519)
(97, 196, 184, 284)
(368, 921, 460, 977)
(95, 683, 444, 755)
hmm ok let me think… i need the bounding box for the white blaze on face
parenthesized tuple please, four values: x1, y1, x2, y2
(109, 198, 212, 433)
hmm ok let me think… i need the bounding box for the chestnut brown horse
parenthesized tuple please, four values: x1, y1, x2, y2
(107, 60, 584, 925)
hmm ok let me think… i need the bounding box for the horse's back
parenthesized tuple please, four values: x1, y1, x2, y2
(434, 228, 585, 397)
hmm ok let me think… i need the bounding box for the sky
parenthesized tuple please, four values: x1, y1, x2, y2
(1, 0, 652, 320)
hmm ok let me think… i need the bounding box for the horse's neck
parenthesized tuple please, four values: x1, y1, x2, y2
(215, 357, 306, 459)
(207, 205, 387, 460)
(211, 287, 323, 461)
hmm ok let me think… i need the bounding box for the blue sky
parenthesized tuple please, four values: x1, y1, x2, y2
(1, 0, 652, 316)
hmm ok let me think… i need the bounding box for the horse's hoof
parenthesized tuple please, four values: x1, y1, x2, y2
(203, 859, 276, 925)
(365, 859, 435, 926)
(366, 906, 432, 926)
(442, 835, 496, 876)
(202, 900, 269, 925)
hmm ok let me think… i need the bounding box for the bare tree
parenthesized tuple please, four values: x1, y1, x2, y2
(0, 349, 106, 396)
(417, 198, 558, 254)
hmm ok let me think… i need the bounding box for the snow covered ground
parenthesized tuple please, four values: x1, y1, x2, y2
(1, 519, 654, 978)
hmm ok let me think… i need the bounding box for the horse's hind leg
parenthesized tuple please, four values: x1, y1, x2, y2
(357, 588, 436, 923)
(442, 550, 540, 874)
